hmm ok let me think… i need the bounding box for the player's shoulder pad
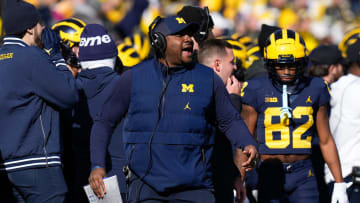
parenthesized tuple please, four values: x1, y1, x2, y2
(309, 76, 330, 93)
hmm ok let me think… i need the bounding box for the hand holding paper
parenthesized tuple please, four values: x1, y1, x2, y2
(84, 175, 123, 203)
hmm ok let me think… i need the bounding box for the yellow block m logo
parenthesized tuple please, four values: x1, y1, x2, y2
(181, 84, 194, 93)
(176, 17, 186, 24)
(240, 82, 248, 97)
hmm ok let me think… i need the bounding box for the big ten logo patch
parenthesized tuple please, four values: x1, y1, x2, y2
(80, 34, 112, 47)
(265, 97, 278, 103)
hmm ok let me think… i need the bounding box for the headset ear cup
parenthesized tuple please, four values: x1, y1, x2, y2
(156, 32, 166, 55)
(148, 16, 167, 57)
(153, 32, 166, 57)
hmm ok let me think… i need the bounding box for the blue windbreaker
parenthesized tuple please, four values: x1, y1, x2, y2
(0, 37, 79, 172)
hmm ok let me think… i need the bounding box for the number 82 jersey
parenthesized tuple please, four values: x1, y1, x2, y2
(241, 76, 330, 154)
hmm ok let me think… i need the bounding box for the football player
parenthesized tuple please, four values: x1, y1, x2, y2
(240, 29, 348, 203)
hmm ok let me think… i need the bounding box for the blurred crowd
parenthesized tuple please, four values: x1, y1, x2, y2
(0, 0, 358, 76)
(2, 0, 360, 48)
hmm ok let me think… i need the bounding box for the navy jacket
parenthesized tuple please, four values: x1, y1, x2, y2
(0, 37, 79, 172)
(72, 66, 119, 160)
(75, 67, 119, 122)
(90, 59, 256, 192)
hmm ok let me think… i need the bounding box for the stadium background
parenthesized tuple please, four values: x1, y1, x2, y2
(1, 0, 360, 66)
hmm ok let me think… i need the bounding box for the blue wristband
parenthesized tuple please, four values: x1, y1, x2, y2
(91, 165, 103, 171)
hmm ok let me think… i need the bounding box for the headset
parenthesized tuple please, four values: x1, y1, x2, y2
(148, 16, 167, 58)
(195, 6, 211, 43)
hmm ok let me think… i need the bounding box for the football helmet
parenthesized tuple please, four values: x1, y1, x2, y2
(231, 33, 253, 48)
(52, 18, 86, 68)
(264, 29, 307, 84)
(117, 43, 142, 68)
(123, 33, 151, 60)
(226, 39, 247, 70)
(338, 27, 360, 58)
(245, 44, 261, 69)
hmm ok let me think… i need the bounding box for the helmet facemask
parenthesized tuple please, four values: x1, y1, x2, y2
(59, 40, 81, 68)
(266, 57, 307, 86)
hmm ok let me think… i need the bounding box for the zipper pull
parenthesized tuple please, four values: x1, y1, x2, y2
(202, 148, 206, 164)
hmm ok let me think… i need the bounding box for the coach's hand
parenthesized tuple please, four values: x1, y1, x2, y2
(89, 167, 107, 198)
(226, 75, 241, 95)
(234, 176, 246, 203)
(242, 145, 258, 171)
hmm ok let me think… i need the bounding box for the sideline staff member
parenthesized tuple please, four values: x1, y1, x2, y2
(198, 39, 246, 202)
(89, 16, 257, 202)
(0, 0, 78, 202)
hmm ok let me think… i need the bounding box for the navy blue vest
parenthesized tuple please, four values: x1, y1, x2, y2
(123, 59, 215, 192)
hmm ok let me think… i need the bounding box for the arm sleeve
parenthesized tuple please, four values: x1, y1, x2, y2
(240, 81, 257, 109)
(230, 94, 242, 113)
(31, 48, 79, 109)
(90, 70, 132, 168)
(213, 74, 257, 149)
(319, 80, 331, 107)
(114, 0, 148, 37)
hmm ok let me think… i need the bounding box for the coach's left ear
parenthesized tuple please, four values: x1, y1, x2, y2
(214, 58, 221, 72)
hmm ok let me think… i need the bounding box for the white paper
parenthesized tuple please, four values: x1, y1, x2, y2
(83, 175, 123, 203)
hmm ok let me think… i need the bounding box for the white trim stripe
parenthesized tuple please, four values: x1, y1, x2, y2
(0, 161, 61, 171)
(55, 63, 67, 67)
(3, 42, 26, 47)
(4, 37, 24, 41)
(55, 59, 66, 63)
(1, 156, 60, 166)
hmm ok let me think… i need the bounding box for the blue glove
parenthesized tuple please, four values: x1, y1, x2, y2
(41, 27, 62, 61)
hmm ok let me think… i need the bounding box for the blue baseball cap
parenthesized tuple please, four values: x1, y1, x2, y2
(154, 16, 199, 36)
(309, 45, 343, 65)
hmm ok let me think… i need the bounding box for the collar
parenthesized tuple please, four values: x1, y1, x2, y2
(80, 58, 116, 70)
(271, 76, 310, 95)
(3, 37, 29, 47)
(157, 60, 195, 75)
